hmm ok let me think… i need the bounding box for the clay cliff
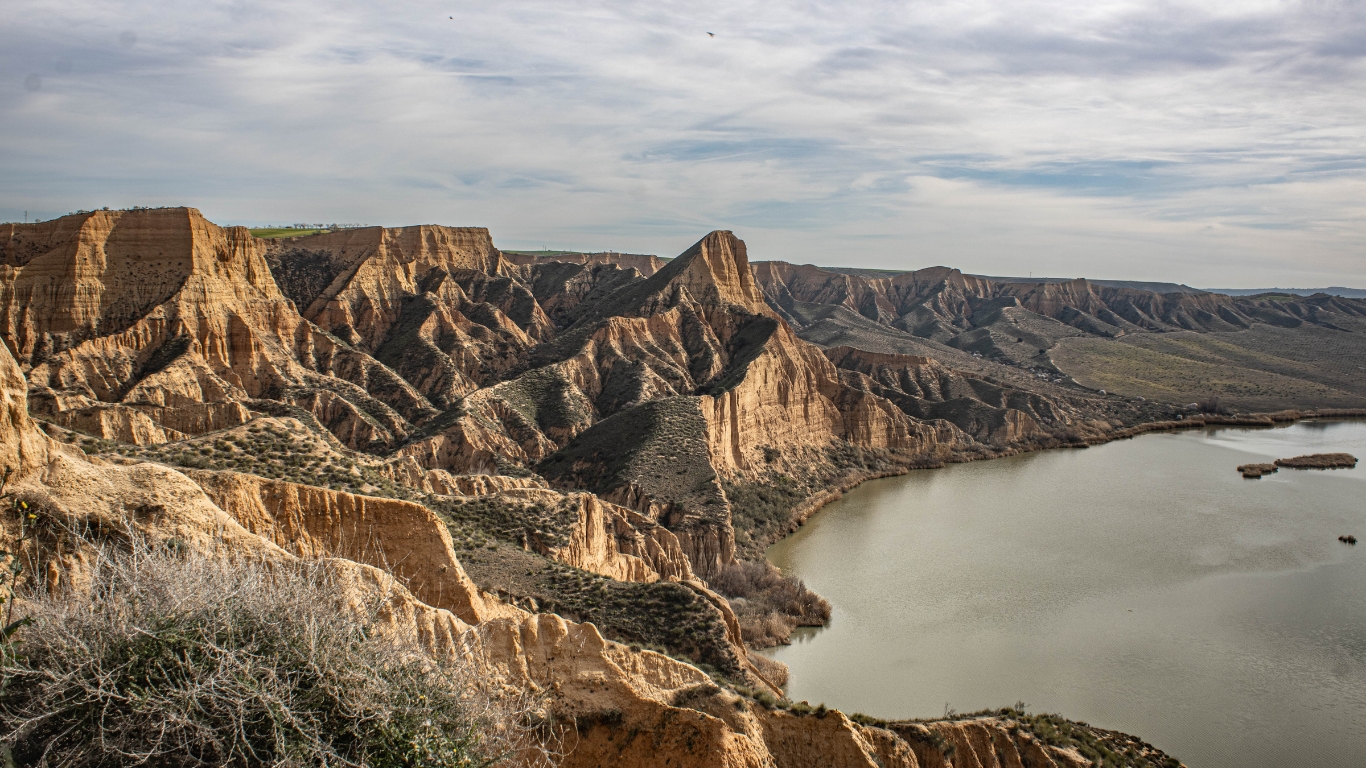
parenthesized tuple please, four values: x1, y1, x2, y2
(0, 330, 1184, 768)
(0, 208, 1204, 766)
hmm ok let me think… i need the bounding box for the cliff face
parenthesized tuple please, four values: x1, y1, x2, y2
(826, 346, 1079, 442)
(753, 261, 1366, 340)
(0, 209, 1200, 767)
(2, 209, 442, 453)
(5, 337, 1172, 768)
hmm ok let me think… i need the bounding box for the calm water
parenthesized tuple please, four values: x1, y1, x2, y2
(762, 421, 1366, 768)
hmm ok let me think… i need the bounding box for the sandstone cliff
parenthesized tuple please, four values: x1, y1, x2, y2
(0, 209, 1201, 767)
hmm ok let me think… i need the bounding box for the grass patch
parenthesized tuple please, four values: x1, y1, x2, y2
(249, 227, 324, 238)
(452, 542, 744, 678)
(539, 396, 725, 517)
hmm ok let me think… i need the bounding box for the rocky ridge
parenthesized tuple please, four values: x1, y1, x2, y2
(0, 302, 1183, 767)
(0, 207, 1209, 766)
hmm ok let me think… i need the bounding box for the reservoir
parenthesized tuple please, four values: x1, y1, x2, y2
(763, 421, 1366, 768)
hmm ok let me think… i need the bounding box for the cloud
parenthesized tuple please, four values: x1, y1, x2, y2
(0, 0, 1363, 287)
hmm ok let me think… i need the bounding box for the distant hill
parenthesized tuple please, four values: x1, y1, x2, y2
(1206, 287, 1366, 299)
(974, 275, 1207, 294)
(821, 267, 1207, 295)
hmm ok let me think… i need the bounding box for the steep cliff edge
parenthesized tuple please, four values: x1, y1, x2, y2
(0, 208, 1208, 766)
(1, 336, 1193, 767)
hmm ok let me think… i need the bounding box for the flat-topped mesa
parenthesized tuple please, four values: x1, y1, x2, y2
(749, 260, 1366, 340)
(1, 209, 445, 448)
(1, 208, 283, 364)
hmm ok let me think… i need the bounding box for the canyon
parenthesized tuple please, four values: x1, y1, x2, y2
(6, 207, 1364, 765)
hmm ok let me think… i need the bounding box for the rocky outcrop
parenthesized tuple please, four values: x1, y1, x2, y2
(1, 291, 1191, 767)
(547, 492, 697, 583)
(824, 346, 1076, 442)
(188, 470, 497, 624)
(1, 209, 442, 451)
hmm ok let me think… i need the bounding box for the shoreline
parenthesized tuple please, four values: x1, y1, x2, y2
(758, 408, 1366, 767)
(771, 407, 1366, 554)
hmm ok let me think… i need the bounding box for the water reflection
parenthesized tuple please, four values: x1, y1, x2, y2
(762, 421, 1366, 768)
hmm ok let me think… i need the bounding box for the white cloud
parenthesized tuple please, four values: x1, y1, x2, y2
(0, 0, 1363, 287)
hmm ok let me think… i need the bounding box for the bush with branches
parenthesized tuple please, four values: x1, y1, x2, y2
(0, 538, 556, 767)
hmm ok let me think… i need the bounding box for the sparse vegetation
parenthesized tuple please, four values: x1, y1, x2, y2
(452, 541, 744, 678)
(711, 559, 830, 648)
(0, 540, 555, 767)
(539, 396, 725, 516)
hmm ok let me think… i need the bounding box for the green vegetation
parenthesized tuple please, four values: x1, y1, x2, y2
(493, 367, 594, 438)
(726, 442, 901, 558)
(539, 396, 725, 516)
(81, 418, 416, 499)
(0, 542, 550, 767)
(249, 227, 324, 238)
(262, 246, 343, 308)
(451, 541, 744, 678)
(433, 495, 577, 551)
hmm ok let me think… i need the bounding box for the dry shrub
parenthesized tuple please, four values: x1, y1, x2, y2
(711, 560, 831, 649)
(747, 652, 790, 689)
(0, 540, 556, 767)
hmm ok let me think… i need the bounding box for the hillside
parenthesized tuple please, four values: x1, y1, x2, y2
(3, 206, 1320, 767)
(751, 261, 1366, 411)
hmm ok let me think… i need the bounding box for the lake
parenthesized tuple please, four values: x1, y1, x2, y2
(762, 420, 1366, 768)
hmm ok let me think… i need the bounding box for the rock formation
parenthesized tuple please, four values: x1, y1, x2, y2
(0, 208, 1212, 766)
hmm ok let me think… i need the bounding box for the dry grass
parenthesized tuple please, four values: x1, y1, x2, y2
(1275, 453, 1358, 469)
(1053, 327, 1366, 409)
(0, 540, 555, 768)
(710, 560, 831, 649)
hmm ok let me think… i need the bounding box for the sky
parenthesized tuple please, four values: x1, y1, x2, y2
(2, 1, 1364, 288)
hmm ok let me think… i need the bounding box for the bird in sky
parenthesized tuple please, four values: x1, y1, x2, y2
(707, 32, 714, 37)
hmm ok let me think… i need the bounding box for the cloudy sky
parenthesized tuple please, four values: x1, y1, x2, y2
(2, 1, 1364, 287)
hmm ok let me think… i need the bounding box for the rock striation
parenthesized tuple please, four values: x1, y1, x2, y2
(0, 208, 1209, 767)
(0, 335, 1194, 767)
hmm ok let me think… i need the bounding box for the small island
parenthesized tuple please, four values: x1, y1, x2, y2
(1237, 463, 1278, 478)
(1274, 453, 1358, 470)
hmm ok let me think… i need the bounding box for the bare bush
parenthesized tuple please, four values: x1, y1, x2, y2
(711, 560, 831, 649)
(0, 540, 557, 767)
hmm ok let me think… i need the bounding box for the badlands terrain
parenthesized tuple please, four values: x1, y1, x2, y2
(4, 206, 1365, 766)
